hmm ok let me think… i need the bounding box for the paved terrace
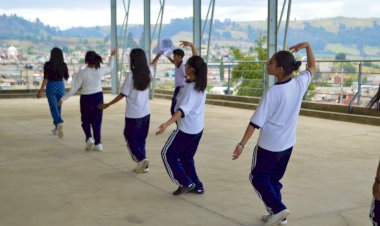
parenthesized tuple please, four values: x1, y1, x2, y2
(0, 94, 379, 226)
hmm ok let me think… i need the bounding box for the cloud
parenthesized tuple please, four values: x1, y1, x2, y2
(0, 0, 379, 29)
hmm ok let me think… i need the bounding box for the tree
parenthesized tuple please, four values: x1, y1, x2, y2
(343, 76, 355, 87)
(342, 63, 356, 74)
(335, 52, 346, 60)
(230, 33, 267, 97)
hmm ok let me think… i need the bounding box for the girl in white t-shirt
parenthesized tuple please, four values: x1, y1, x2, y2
(59, 49, 117, 151)
(232, 42, 316, 226)
(156, 55, 207, 196)
(99, 48, 160, 174)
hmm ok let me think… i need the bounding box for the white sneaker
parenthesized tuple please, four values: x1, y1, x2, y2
(265, 209, 290, 226)
(262, 213, 288, 225)
(93, 143, 103, 151)
(143, 166, 150, 173)
(134, 159, 149, 174)
(51, 128, 57, 135)
(85, 137, 94, 151)
(57, 123, 64, 138)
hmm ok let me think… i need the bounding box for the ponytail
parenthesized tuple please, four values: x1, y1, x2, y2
(275, 51, 302, 75)
(85, 51, 103, 69)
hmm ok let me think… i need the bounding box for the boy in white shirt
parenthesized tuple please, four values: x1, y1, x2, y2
(232, 42, 316, 226)
(166, 41, 197, 116)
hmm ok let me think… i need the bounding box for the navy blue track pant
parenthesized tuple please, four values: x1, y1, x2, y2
(124, 114, 150, 162)
(250, 145, 292, 214)
(161, 129, 203, 189)
(80, 92, 103, 145)
(371, 199, 380, 226)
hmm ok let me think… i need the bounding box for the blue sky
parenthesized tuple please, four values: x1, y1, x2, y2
(1, 0, 379, 29)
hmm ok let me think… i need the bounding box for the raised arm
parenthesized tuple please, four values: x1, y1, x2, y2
(180, 41, 198, 56)
(151, 53, 162, 67)
(289, 42, 316, 75)
(166, 56, 175, 64)
(102, 49, 118, 74)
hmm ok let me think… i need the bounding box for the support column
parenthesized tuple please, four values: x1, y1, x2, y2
(110, 0, 118, 94)
(144, 0, 151, 63)
(193, 0, 202, 56)
(267, 0, 278, 88)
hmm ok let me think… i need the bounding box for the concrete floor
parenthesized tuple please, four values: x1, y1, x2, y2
(0, 94, 379, 226)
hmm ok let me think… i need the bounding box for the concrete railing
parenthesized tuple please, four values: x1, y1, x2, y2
(1, 88, 379, 126)
(154, 89, 380, 126)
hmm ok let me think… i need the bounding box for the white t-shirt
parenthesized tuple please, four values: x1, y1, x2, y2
(120, 71, 151, 119)
(62, 58, 114, 100)
(250, 70, 311, 152)
(175, 82, 206, 134)
(174, 62, 186, 88)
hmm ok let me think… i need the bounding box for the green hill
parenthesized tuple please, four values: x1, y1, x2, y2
(1, 14, 380, 58)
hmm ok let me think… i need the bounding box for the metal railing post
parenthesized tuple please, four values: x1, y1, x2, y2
(262, 63, 266, 92)
(227, 62, 231, 95)
(357, 62, 362, 105)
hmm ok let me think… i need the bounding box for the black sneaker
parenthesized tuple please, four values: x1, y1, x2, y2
(189, 188, 204, 194)
(172, 183, 196, 196)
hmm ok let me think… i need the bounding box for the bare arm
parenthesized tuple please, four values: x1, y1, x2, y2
(103, 49, 118, 74)
(232, 124, 255, 160)
(36, 79, 48, 98)
(374, 159, 380, 200)
(151, 54, 162, 67)
(180, 41, 198, 56)
(156, 111, 182, 135)
(166, 56, 175, 64)
(289, 42, 316, 75)
(98, 94, 124, 109)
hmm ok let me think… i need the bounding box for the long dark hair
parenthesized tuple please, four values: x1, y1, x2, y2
(275, 51, 302, 76)
(130, 48, 151, 91)
(367, 85, 380, 110)
(186, 56, 207, 92)
(46, 47, 69, 81)
(85, 51, 103, 69)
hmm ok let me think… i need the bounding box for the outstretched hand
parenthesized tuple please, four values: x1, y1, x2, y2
(180, 41, 194, 48)
(98, 103, 110, 110)
(110, 49, 118, 56)
(289, 42, 310, 53)
(156, 123, 168, 135)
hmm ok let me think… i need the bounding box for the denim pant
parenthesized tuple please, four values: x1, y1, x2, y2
(46, 80, 64, 127)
